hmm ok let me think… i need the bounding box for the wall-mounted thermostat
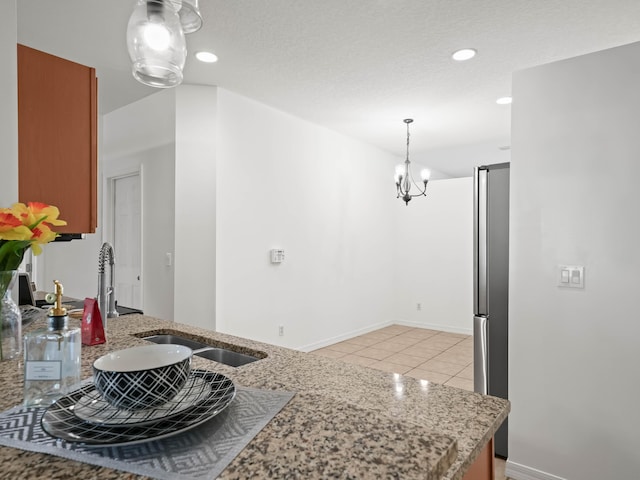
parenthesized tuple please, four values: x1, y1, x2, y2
(270, 249, 285, 263)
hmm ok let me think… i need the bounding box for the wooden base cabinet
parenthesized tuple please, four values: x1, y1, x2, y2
(17, 44, 97, 234)
(462, 438, 494, 480)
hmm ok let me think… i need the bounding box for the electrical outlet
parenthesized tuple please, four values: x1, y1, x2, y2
(416, 303, 422, 311)
(278, 325, 284, 336)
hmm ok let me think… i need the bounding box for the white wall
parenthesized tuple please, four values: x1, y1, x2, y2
(98, 144, 175, 320)
(508, 42, 640, 480)
(173, 85, 217, 329)
(102, 90, 175, 159)
(0, 0, 17, 206)
(215, 89, 399, 349)
(394, 177, 473, 334)
(102, 90, 176, 321)
(39, 87, 216, 324)
(30, 79, 474, 344)
(423, 140, 511, 179)
(38, 232, 102, 297)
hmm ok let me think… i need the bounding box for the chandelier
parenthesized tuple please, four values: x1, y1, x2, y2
(394, 119, 431, 205)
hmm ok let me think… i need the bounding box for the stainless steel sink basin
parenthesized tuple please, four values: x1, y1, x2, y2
(143, 334, 209, 350)
(142, 334, 261, 367)
(191, 348, 260, 367)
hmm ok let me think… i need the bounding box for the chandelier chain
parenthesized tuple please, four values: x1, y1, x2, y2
(406, 123, 410, 162)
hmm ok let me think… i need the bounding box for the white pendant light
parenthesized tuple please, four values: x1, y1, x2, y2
(127, 0, 187, 88)
(179, 0, 203, 34)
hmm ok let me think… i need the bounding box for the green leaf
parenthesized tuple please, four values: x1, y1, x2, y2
(0, 240, 30, 271)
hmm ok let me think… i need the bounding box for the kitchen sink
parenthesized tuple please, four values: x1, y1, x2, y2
(143, 334, 209, 351)
(189, 348, 260, 367)
(141, 333, 262, 367)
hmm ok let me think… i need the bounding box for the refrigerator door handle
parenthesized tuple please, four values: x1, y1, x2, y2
(474, 315, 488, 395)
(474, 167, 489, 315)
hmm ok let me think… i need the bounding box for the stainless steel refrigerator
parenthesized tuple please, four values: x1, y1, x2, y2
(473, 162, 509, 459)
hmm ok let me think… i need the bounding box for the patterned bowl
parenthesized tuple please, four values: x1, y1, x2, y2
(93, 344, 192, 411)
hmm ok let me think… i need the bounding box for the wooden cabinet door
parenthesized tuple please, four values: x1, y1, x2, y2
(17, 44, 97, 233)
(462, 437, 494, 480)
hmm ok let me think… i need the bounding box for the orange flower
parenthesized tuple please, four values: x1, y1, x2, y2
(10, 202, 67, 229)
(25, 202, 67, 227)
(0, 210, 33, 241)
(30, 223, 58, 255)
(0, 202, 66, 270)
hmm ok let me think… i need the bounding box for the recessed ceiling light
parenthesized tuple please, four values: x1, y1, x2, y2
(195, 51, 218, 63)
(451, 48, 477, 61)
(496, 96, 512, 105)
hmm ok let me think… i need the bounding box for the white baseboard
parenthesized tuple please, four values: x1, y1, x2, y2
(296, 320, 394, 352)
(505, 460, 567, 480)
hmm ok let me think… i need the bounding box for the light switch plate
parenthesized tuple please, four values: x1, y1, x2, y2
(558, 265, 584, 288)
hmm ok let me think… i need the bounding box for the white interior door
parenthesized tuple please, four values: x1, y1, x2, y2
(113, 174, 142, 309)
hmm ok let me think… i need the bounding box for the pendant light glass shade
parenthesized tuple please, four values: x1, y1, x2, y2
(127, 0, 187, 88)
(179, 0, 203, 34)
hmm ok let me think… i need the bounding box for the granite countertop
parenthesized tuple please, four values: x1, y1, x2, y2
(0, 315, 510, 480)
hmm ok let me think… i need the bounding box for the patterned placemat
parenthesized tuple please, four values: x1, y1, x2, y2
(0, 386, 295, 480)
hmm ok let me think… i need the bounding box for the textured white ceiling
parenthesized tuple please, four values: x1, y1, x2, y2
(17, 0, 640, 177)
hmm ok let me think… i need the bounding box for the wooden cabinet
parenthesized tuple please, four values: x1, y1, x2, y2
(462, 438, 495, 480)
(17, 44, 97, 233)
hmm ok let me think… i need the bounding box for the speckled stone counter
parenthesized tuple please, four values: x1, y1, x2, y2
(0, 315, 509, 479)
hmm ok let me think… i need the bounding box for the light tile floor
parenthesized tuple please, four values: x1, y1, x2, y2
(311, 324, 474, 390)
(311, 324, 509, 480)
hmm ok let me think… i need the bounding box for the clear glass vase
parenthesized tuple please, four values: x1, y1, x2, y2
(0, 270, 22, 361)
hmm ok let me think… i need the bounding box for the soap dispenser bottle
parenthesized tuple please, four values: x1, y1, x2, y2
(23, 280, 81, 408)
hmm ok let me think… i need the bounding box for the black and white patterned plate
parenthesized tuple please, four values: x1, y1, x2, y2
(73, 376, 210, 426)
(41, 370, 236, 446)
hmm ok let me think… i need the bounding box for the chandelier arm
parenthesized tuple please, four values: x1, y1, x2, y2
(405, 164, 427, 194)
(409, 190, 427, 198)
(401, 180, 427, 199)
(415, 180, 428, 196)
(397, 178, 426, 195)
